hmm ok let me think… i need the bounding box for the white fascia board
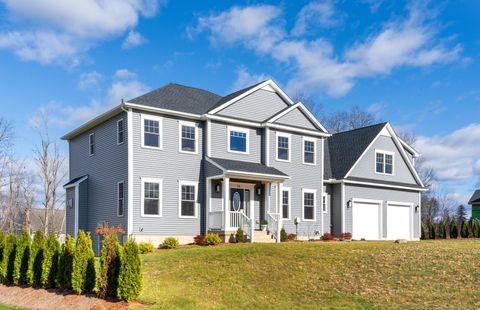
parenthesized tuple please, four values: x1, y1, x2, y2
(266, 123, 331, 137)
(226, 170, 290, 181)
(332, 179, 427, 192)
(124, 102, 202, 120)
(399, 137, 420, 158)
(205, 114, 261, 128)
(205, 157, 227, 173)
(265, 102, 329, 134)
(63, 175, 88, 189)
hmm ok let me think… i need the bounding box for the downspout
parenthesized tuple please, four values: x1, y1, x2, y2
(121, 105, 134, 237)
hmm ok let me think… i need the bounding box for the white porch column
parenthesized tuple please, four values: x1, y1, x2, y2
(266, 182, 271, 214)
(223, 177, 230, 231)
(250, 193, 255, 243)
(277, 181, 283, 243)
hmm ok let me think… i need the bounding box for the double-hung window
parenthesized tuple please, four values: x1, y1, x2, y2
(89, 133, 95, 156)
(141, 178, 162, 216)
(375, 150, 394, 175)
(302, 189, 316, 221)
(117, 181, 124, 217)
(179, 122, 197, 154)
(179, 181, 197, 218)
(142, 114, 162, 149)
(282, 188, 290, 220)
(322, 193, 328, 214)
(303, 137, 316, 165)
(276, 132, 290, 162)
(117, 119, 124, 145)
(228, 126, 249, 154)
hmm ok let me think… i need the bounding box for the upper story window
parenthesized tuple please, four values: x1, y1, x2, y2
(303, 137, 316, 165)
(228, 126, 249, 154)
(117, 181, 124, 217)
(322, 193, 328, 214)
(141, 114, 162, 149)
(302, 189, 316, 221)
(117, 119, 124, 145)
(282, 188, 290, 220)
(375, 150, 394, 175)
(141, 178, 162, 217)
(179, 121, 198, 154)
(89, 133, 95, 156)
(276, 132, 291, 162)
(179, 181, 198, 218)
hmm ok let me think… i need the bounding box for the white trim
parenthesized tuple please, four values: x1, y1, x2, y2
(281, 187, 291, 220)
(302, 136, 317, 166)
(63, 175, 88, 189)
(206, 114, 261, 127)
(140, 113, 163, 150)
(88, 133, 95, 156)
(206, 119, 212, 157)
(140, 177, 163, 217)
(399, 138, 420, 157)
(178, 120, 199, 155)
(374, 149, 395, 176)
(351, 198, 383, 240)
(275, 132, 291, 162)
(127, 108, 134, 235)
(341, 182, 345, 232)
(302, 188, 317, 222)
(352, 198, 384, 204)
(117, 181, 125, 217)
(117, 118, 125, 145)
(227, 125, 250, 155)
(331, 179, 427, 192)
(74, 184, 79, 238)
(386, 201, 414, 240)
(205, 157, 226, 173)
(178, 180, 199, 219)
(125, 102, 202, 120)
(265, 123, 331, 137)
(266, 102, 328, 133)
(265, 127, 270, 166)
(322, 193, 328, 214)
(226, 170, 290, 180)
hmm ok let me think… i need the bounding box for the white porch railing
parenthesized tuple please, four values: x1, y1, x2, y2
(267, 212, 282, 242)
(208, 211, 223, 230)
(230, 211, 252, 241)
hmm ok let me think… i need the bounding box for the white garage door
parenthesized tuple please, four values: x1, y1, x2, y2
(387, 204, 411, 240)
(352, 201, 381, 240)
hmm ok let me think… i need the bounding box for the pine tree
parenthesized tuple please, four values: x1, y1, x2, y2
(438, 221, 446, 239)
(450, 219, 458, 239)
(428, 222, 436, 239)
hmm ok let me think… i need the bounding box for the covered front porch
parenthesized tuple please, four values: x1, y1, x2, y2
(205, 157, 289, 243)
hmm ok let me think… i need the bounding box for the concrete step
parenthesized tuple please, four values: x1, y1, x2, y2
(252, 230, 276, 243)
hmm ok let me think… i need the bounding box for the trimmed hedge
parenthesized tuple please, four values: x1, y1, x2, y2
(13, 229, 30, 284)
(72, 230, 96, 294)
(97, 233, 122, 299)
(57, 234, 76, 290)
(203, 233, 221, 246)
(162, 237, 179, 249)
(117, 239, 143, 301)
(28, 231, 46, 286)
(138, 241, 154, 254)
(41, 234, 61, 288)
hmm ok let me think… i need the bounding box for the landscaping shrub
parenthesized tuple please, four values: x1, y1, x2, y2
(13, 229, 30, 284)
(72, 230, 96, 294)
(428, 222, 436, 240)
(28, 230, 46, 286)
(438, 221, 447, 239)
(420, 223, 426, 240)
(287, 234, 296, 241)
(97, 233, 123, 299)
(474, 219, 480, 238)
(321, 232, 335, 241)
(461, 220, 469, 238)
(339, 232, 352, 240)
(235, 228, 247, 243)
(0, 231, 4, 282)
(41, 234, 61, 288)
(117, 239, 143, 301)
(193, 235, 205, 245)
(57, 234, 76, 290)
(1, 234, 18, 284)
(280, 228, 287, 242)
(450, 220, 458, 239)
(203, 233, 221, 246)
(138, 241, 155, 254)
(162, 237, 179, 249)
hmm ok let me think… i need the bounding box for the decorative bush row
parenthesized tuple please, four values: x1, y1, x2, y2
(420, 219, 479, 240)
(0, 228, 143, 302)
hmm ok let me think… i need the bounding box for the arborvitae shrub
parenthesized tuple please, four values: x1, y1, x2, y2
(13, 229, 30, 284)
(72, 230, 96, 294)
(57, 234, 76, 290)
(428, 222, 436, 239)
(97, 233, 122, 299)
(450, 220, 458, 239)
(0, 231, 4, 282)
(438, 221, 446, 239)
(280, 228, 287, 242)
(474, 219, 480, 238)
(235, 228, 246, 243)
(1, 234, 18, 284)
(28, 231, 46, 286)
(117, 239, 143, 301)
(41, 234, 61, 288)
(138, 241, 154, 254)
(461, 220, 469, 238)
(203, 233, 221, 246)
(420, 223, 426, 240)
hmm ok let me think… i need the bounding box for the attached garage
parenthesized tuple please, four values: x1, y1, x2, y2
(352, 199, 382, 240)
(386, 202, 413, 240)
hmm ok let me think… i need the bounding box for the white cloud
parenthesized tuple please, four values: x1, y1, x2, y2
(114, 68, 137, 79)
(291, 1, 338, 36)
(78, 71, 103, 90)
(107, 80, 149, 105)
(231, 68, 269, 91)
(0, 0, 161, 64)
(122, 30, 146, 49)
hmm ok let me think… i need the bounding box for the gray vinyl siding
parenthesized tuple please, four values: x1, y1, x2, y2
(69, 112, 128, 252)
(322, 185, 331, 234)
(65, 188, 75, 236)
(217, 89, 289, 122)
(349, 135, 417, 184)
(344, 184, 420, 239)
(210, 121, 262, 163)
(329, 184, 342, 236)
(79, 180, 88, 231)
(269, 129, 324, 238)
(210, 181, 223, 213)
(131, 111, 204, 236)
(276, 108, 317, 130)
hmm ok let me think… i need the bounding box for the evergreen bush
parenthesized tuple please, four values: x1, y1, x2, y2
(162, 237, 179, 249)
(13, 229, 30, 284)
(138, 241, 154, 254)
(450, 220, 458, 239)
(57, 234, 76, 290)
(117, 239, 143, 301)
(41, 234, 61, 288)
(28, 231, 46, 286)
(280, 228, 287, 242)
(461, 220, 469, 238)
(72, 230, 96, 294)
(1, 234, 18, 284)
(474, 219, 480, 238)
(235, 228, 246, 243)
(420, 223, 426, 240)
(0, 231, 4, 282)
(428, 222, 436, 239)
(97, 233, 123, 299)
(203, 233, 221, 246)
(438, 221, 446, 239)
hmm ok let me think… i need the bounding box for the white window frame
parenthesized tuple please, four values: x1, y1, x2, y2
(89, 133, 95, 156)
(302, 188, 317, 221)
(178, 180, 199, 219)
(276, 132, 291, 163)
(141, 177, 163, 217)
(322, 193, 328, 214)
(227, 126, 250, 154)
(141, 114, 163, 150)
(178, 121, 198, 154)
(302, 136, 316, 165)
(374, 149, 395, 176)
(117, 181, 125, 217)
(117, 119, 125, 145)
(281, 187, 291, 220)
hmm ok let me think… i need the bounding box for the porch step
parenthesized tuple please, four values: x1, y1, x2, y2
(252, 230, 276, 243)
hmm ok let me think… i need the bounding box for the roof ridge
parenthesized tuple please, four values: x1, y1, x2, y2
(332, 122, 388, 136)
(167, 83, 221, 97)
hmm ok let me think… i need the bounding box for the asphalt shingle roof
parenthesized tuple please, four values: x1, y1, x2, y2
(63, 175, 88, 187)
(207, 81, 266, 113)
(469, 190, 480, 204)
(208, 157, 288, 177)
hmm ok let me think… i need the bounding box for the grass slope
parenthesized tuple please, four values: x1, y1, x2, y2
(141, 240, 480, 309)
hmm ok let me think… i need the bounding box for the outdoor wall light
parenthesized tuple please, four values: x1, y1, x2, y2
(347, 200, 352, 209)
(415, 205, 419, 213)
(256, 186, 262, 196)
(215, 183, 221, 193)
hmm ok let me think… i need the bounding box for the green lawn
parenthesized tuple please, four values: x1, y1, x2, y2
(140, 240, 480, 309)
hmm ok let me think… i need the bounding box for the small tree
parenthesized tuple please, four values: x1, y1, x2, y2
(461, 220, 469, 238)
(280, 228, 287, 242)
(117, 239, 143, 301)
(56, 234, 76, 290)
(1, 234, 18, 284)
(97, 233, 122, 299)
(41, 234, 61, 288)
(438, 221, 446, 239)
(235, 228, 246, 243)
(72, 230, 96, 294)
(13, 229, 31, 284)
(428, 222, 436, 240)
(450, 219, 458, 239)
(28, 230, 46, 286)
(474, 219, 480, 238)
(420, 223, 426, 240)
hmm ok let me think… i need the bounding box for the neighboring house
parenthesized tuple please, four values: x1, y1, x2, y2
(62, 79, 426, 251)
(469, 190, 480, 220)
(28, 208, 66, 241)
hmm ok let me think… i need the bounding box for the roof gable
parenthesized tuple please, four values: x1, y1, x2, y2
(274, 105, 318, 130)
(469, 190, 480, 204)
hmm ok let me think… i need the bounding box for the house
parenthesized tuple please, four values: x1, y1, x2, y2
(27, 208, 66, 242)
(62, 79, 426, 251)
(469, 190, 480, 220)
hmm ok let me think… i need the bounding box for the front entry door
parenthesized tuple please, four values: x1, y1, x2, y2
(230, 188, 244, 212)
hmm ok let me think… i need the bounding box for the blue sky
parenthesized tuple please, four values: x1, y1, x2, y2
(0, 0, 479, 205)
